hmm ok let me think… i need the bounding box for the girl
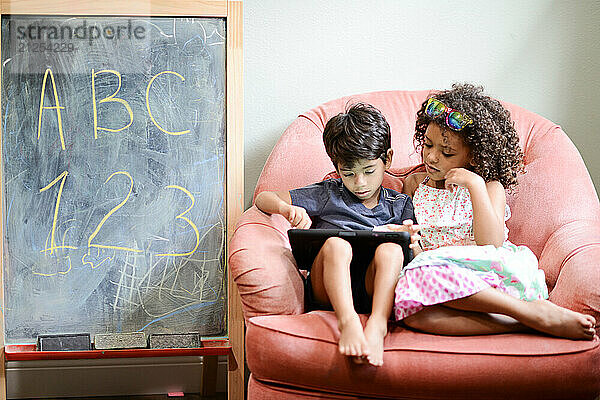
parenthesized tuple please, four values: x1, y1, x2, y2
(392, 83, 596, 340)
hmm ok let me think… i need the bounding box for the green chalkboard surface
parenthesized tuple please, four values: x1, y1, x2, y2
(1, 15, 226, 344)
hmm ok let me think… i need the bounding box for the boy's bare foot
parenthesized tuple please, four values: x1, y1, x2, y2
(519, 300, 596, 340)
(363, 316, 388, 366)
(338, 314, 369, 359)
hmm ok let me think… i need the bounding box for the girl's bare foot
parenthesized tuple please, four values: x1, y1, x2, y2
(363, 316, 388, 366)
(519, 300, 596, 340)
(338, 314, 370, 359)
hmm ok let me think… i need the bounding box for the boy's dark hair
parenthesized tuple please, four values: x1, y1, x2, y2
(323, 102, 391, 168)
(415, 83, 525, 190)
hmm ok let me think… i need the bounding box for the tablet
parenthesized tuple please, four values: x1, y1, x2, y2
(287, 228, 413, 271)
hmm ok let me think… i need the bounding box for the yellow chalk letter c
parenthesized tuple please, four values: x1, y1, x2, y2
(146, 71, 191, 136)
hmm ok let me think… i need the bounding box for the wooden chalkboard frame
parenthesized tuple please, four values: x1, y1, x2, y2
(0, 1, 244, 398)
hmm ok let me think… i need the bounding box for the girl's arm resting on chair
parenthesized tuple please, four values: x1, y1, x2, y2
(255, 190, 312, 229)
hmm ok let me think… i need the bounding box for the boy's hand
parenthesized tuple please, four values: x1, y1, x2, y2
(373, 224, 403, 232)
(284, 204, 312, 229)
(374, 220, 423, 255)
(373, 223, 410, 232)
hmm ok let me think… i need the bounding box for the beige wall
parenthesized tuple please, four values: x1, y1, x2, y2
(244, 0, 600, 207)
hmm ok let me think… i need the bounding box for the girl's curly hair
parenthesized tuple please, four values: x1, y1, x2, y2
(415, 83, 524, 190)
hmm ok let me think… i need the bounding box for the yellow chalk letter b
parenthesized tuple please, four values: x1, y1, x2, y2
(91, 69, 134, 139)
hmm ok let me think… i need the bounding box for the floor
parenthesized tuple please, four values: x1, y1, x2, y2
(32, 395, 226, 400)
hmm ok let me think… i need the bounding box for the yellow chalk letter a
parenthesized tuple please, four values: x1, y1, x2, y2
(37, 68, 66, 150)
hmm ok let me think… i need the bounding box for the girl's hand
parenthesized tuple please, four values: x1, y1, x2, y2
(284, 204, 312, 229)
(444, 168, 484, 191)
(401, 219, 424, 256)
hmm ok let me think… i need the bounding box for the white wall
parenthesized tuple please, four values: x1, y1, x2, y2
(244, 0, 600, 207)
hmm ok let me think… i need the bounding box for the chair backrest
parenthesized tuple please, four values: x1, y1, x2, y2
(254, 90, 600, 289)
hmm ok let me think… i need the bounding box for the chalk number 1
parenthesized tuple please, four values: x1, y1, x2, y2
(39, 170, 76, 254)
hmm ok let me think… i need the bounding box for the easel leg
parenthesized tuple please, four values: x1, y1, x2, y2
(226, 1, 245, 398)
(1, 347, 6, 400)
(201, 355, 218, 397)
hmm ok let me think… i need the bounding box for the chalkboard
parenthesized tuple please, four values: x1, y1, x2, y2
(1, 15, 227, 344)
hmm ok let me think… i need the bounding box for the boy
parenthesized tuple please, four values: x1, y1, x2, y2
(255, 103, 415, 366)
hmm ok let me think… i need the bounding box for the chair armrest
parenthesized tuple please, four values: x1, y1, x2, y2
(540, 220, 600, 321)
(228, 206, 305, 323)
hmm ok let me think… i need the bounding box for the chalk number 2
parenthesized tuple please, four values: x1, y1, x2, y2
(87, 171, 141, 252)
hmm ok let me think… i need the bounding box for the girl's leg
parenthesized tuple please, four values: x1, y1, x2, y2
(310, 237, 369, 358)
(362, 242, 404, 366)
(443, 288, 596, 340)
(404, 305, 525, 335)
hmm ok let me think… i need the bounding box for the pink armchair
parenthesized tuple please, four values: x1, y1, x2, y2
(229, 90, 600, 399)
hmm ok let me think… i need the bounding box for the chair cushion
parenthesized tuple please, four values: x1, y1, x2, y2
(247, 312, 600, 399)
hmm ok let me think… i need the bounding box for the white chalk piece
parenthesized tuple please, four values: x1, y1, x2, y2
(149, 333, 202, 349)
(94, 332, 148, 350)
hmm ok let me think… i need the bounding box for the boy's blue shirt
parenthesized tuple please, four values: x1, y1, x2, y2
(289, 178, 414, 230)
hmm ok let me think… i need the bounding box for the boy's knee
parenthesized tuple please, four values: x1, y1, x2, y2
(374, 242, 404, 266)
(321, 237, 352, 259)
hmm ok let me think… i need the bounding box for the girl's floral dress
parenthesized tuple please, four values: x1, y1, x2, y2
(394, 178, 548, 321)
